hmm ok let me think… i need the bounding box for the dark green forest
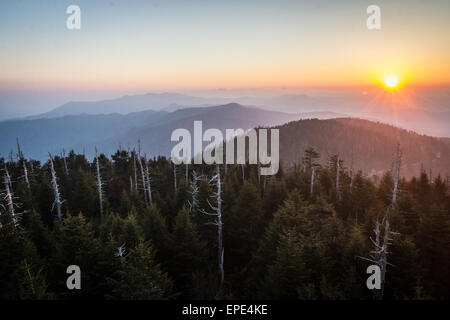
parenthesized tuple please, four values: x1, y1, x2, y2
(0, 146, 449, 300)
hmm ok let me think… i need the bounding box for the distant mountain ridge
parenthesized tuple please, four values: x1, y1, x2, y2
(24, 92, 339, 120)
(0, 103, 448, 179)
(21, 91, 450, 137)
(0, 103, 304, 161)
(25, 93, 230, 119)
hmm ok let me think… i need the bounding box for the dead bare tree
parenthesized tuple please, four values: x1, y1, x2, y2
(23, 161, 30, 191)
(144, 156, 153, 206)
(15, 140, 31, 192)
(4, 165, 13, 192)
(188, 170, 202, 214)
(358, 214, 397, 300)
(359, 144, 401, 300)
(115, 243, 126, 258)
(16, 138, 24, 160)
(3, 174, 19, 227)
(137, 154, 147, 205)
(95, 147, 104, 221)
(49, 154, 63, 224)
(62, 149, 69, 176)
(310, 166, 315, 196)
(200, 165, 224, 289)
(133, 150, 138, 191)
(392, 144, 402, 205)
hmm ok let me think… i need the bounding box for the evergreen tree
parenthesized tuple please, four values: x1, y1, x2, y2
(50, 213, 104, 298)
(168, 206, 206, 296)
(111, 241, 175, 300)
(17, 259, 54, 300)
(260, 229, 310, 299)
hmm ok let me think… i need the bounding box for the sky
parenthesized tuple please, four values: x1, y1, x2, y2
(0, 0, 449, 118)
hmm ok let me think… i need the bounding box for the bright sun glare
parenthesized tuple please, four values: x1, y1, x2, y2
(384, 76, 399, 88)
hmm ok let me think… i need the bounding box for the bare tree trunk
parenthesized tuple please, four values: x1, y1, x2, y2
(49, 154, 62, 224)
(358, 212, 396, 300)
(188, 170, 201, 214)
(5, 166, 13, 192)
(310, 167, 315, 196)
(3, 174, 18, 227)
(137, 155, 147, 204)
(62, 149, 69, 176)
(241, 164, 245, 184)
(145, 157, 153, 206)
(215, 166, 224, 288)
(377, 146, 402, 295)
(95, 147, 104, 221)
(23, 161, 30, 191)
(16, 138, 24, 160)
(133, 151, 138, 191)
(392, 144, 402, 205)
(200, 165, 224, 289)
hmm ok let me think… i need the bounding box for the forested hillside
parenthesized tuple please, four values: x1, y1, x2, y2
(278, 118, 450, 178)
(2, 111, 448, 180)
(1, 145, 448, 299)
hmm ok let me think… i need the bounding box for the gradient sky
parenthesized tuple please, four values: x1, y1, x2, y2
(0, 0, 449, 117)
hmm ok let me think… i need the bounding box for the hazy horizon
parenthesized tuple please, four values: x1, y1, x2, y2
(1, 84, 449, 120)
(1, 0, 450, 120)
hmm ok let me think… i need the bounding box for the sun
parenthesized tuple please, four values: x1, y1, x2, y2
(384, 76, 400, 89)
